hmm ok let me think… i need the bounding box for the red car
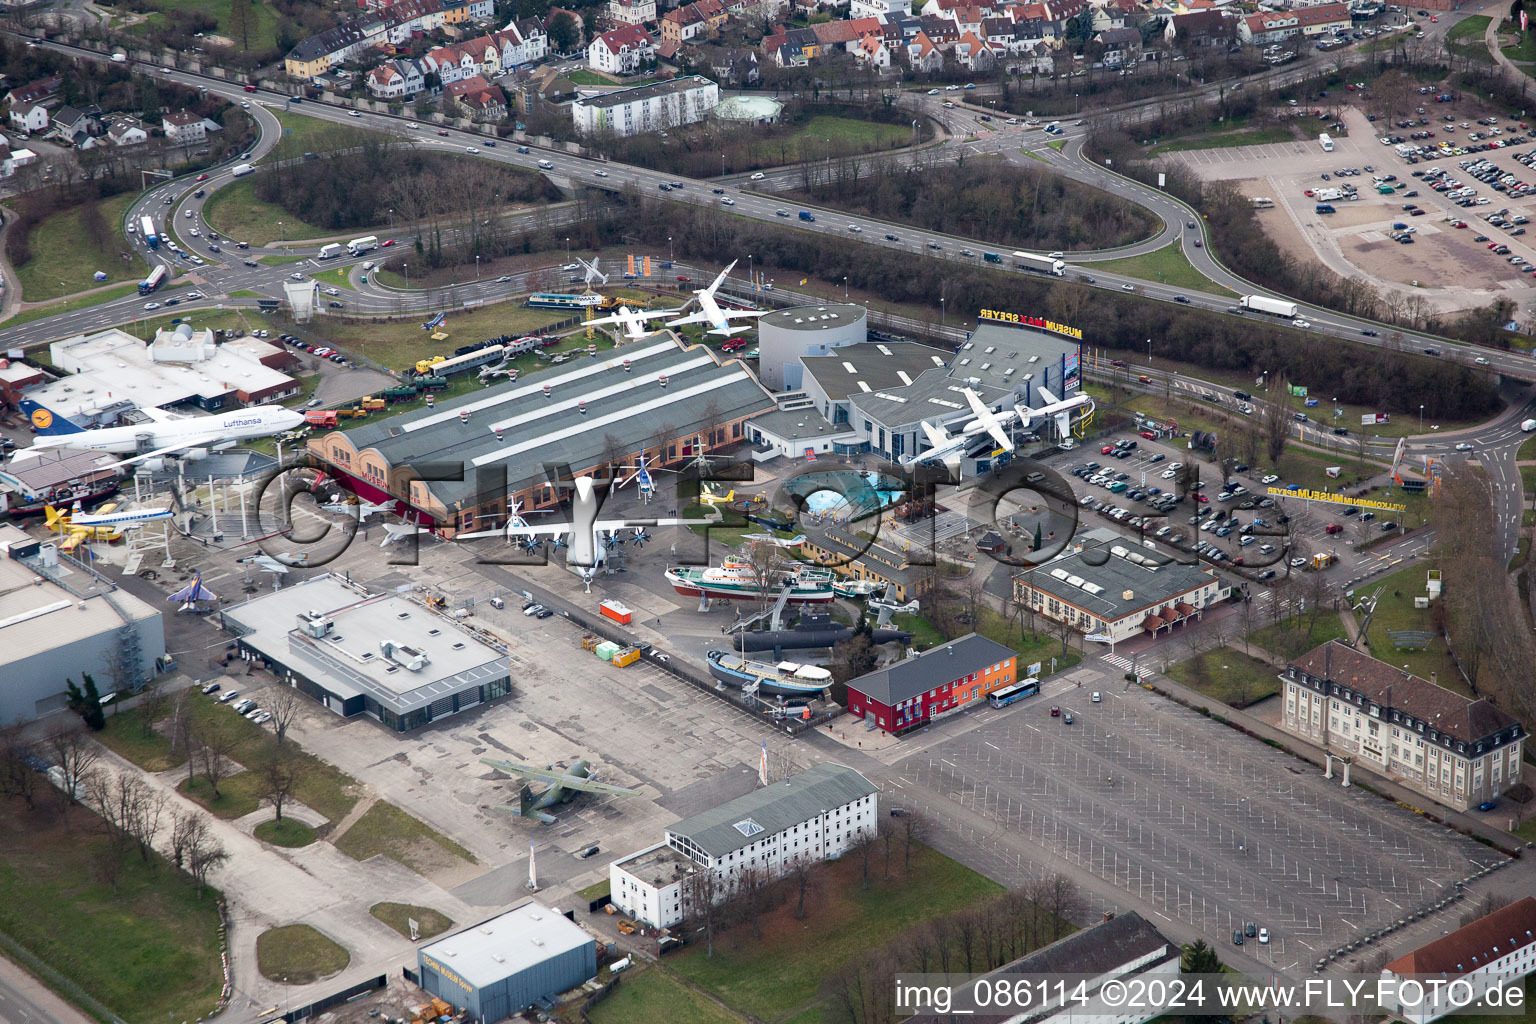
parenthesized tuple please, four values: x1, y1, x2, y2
(197, 173, 210, 181)
(1138, 375, 1153, 384)
(1139, 430, 1156, 440)
(676, 275, 692, 283)
(243, 84, 257, 93)
(1304, 189, 1316, 197)
(1326, 523, 1343, 534)
(1050, 705, 1061, 717)
(1195, 493, 1209, 503)
(1110, 359, 1127, 367)
(437, 130, 449, 137)
(1430, 15, 1438, 21)
(1102, 445, 1116, 455)
(1194, 239, 1203, 247)
(721, 337, 748, 352)
(381, 239, 396, 247)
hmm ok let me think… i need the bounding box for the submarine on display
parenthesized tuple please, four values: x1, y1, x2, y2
(730, 609, 913, 654)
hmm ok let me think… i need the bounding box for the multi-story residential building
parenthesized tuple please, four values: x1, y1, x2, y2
(162, 109, 207, 146)
(954, 28, 997, 67)
(572, 74, 718, 136)
(1240, 2, 1348, 44)
(608, 0, 656, 24)
(284, 14, 389, 79)
(588, 24, 657, 73)
(51, 105, 97, 147)
(7, 102, 48, 135)
(1094, 25, 1141, 62)
(845, 632, 1018, 735)
(1282, 640, 1525, 812)
(1012, 542, 1229, 645)
(367, 58, 427, 99)
(380, 0, 447, 43)
(608, 763, 879, 929)
(441, 0, 495, 23)
(445, 75, 508, 120)
(4, 75, 62, 109)
(1380, 898, 1536, 1024)
(906, 31, 944, 70)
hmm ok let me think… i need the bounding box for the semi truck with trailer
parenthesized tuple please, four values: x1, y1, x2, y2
(140, 216, 159, 249)
(138, 266, 167, 295)
(347, 235, 379, 256)
(1011, 251, 1067, 276)
(1240, 295, 1300, 318)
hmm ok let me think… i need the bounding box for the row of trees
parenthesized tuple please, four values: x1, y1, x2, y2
(792, 154, 1158, 253)
(0, 721, 228, 895)
(1430, 467, 1536, 726)
(823, 875, 1083, 1024)
(552, 195, 1501, 422)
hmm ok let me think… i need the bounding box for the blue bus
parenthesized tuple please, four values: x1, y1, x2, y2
(989, 679, 1040, 708)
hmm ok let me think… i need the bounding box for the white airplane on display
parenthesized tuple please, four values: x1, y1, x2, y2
(664, 262, 768, 336)
(64, 503, 173, 528)
(381, 516, 435, 548)
(1017, 386, 1094, 438)
(456, 475, 718, 591)
(321, 499, 393, 519)
(16, 399, 304, 469)
(583, 304, 676, 340)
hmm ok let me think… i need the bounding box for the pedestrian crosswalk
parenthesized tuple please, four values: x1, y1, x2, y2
(1101, 653, 1134, 672)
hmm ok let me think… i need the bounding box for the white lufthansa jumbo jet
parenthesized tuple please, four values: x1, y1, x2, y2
(583, 304, 677, 340)
(16, 399, 304, 469)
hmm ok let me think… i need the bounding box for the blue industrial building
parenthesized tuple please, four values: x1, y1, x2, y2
(416, 903, 596, 1023)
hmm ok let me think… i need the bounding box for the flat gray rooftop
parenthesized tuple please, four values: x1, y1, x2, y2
(800, 342, 950, 401)
(222, 575, 508, 713)
(759, 302, 866, 334)
(573, 74, 714, 109)
(1015, 546, 1219, 621)
(419, 902, 593, 989)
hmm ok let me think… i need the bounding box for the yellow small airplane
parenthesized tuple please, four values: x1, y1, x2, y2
(45, 503, 125, 547)
(697, 484, 736, 507)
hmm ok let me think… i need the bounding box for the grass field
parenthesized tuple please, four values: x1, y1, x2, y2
(577, 879, 612, 901)
(1519, 433, 1536, 462)
(202, 178, 331, 246)
(256, 925, 349, 985)
(1148, 126, 1296, 156)
(179, 770, 266, 819)
(1500, 28, 1536, 62)
(264, 109, 384, 163)
(127, 0, 281, 50)
(97, 709, 187, 772)
(0, 800, 225, 1024)
(1355, 562, 1465, 691)
(315, 303, 573, 372)
(333, 800, 475, 876)
(1249, 610, 1347, 661)
(1165, 646, 1283, 707)
(370, 902, 454, 940)
(312, 266, 354, 290)
(255, 818, 318, 847)
(1447, 15, 1493, 61)
(794, 115, 912, 149)
(12, 193, 145, 302)
(669, 843, 1003, 1022)
(566, 69, 616, 85)
(589, 970, 747, 1024)
(1090, 244, 1230, 296)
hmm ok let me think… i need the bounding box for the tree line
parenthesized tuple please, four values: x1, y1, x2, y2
(823, 874, 1083, 1024)
(554, 195, 1501, 421)
(790, 155, 1158, 253)
(252, 140, 561, 238)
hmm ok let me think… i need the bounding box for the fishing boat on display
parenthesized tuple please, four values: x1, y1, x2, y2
(706, 650, 834, 697)
(665, 556, 837, 603)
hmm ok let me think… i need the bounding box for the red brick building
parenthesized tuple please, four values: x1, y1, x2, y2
(845, 633, 1018, 735)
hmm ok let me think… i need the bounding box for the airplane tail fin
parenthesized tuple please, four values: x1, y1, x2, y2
(43, 505, 65, 527)
(518, 782, 536, 818)
(19, 399, 83, 436)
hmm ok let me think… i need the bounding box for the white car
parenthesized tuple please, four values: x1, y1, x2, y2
(240, 101, 250, 108)
(497, 275, 512, 282)
(594, 169, 608, 177)
(721, 197, 735, 205)
(1475, 356, 1490, 364)
(1258, 928, 1270, 944)
(1048, 251, 1064, 258)
(848, 224, 861, 232)
(1261, 474, 1279, 484)
(1292, 318, 1312, 328)
(1455, 442, 1474, 451)
(143, 302, 160, 310)
(407, 122, 419, 129)
(348, 110, 361, 117)
(465, 146, 479, 154)
(750, 171, 765, 180)
(1291, 557, 1308, 568)
(1161, 469, 1177, 479)
(946, 84, 960, 91)
(324, 287, 340, 296)
(1168, 462, 1182, 471)
(1091, 691, 1102, 702)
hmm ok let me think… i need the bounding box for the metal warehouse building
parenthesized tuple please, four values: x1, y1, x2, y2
(416, 903, 597, 1023)
(220, 574, 510, 733)
(309, 334, 774, 535)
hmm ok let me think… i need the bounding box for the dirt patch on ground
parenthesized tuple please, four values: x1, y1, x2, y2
(1316, 202, 1402, 228)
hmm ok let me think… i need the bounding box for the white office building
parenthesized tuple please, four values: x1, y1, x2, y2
(1381, 897, 1536, 1024)
(609, 763, 878, 928)
(572, 75, 719, 138)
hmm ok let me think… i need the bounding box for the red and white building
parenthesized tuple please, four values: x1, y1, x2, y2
(1240, 2, 1350, 44)
(588, 24, 656, 73)
(1381, 897, 1536, 1024)
(845, 633, 1018, 736)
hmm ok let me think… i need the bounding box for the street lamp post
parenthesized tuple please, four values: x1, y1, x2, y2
(1420, 404, 1424, 432)
(1075, 92, 1080, 114)
(843, 275, 848, 300)
(404, 263, 409, 290)
(721, 152, 726, 176)
(941, 296, 946, 328)
(668, 236, 673, 262)
(475, 255, 480, 281)
(1146, 338, 1152, 365)
(278, 220, 283, 242)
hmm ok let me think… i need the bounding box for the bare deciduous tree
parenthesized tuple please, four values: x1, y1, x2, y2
(681, 865, 726, 957)
(196, 717, 244, 800)
(787, 854, 819, 920)
(260, 750, 302, 822)
(265, 685, 303, 747)
(45, 723, 100, 809)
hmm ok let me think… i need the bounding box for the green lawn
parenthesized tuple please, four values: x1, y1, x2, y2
(669, 843, 1004, 1022)
(1, 281, 143, 329)
(314, 301, 571, 373)
(312, 266, 354, 290)
(566, 69, 617, 85)
(97, 709, 187, 772)
(1447, 15, 1494, 61)
(1447, 978, 1535, 1024)
(1164, 646, 1283, 708)
(178, 770, 265, 820)
(264, 108, 389, 164)
(1355, 562, 1465, 692)
(1047, 138, 1066, 151)
(1518, 433, 1536, 462)
(257, 251, 313, 266)
(1249, 611, 1347, 662)
(1089, 244, 1230, 296)
(792, 115, 911, 150)
(128, 0, 281, 51)
(977, 606, 1080, 675)
(0, 800, 225, 1024)
(590, 970, 747, 1024)
(333, 800, 475, 876)
(255, 818, 318, 847)
(1148, 126, 1296, 156)
(370, 902, 454, 941)
(894, 611, 946, 649)
(202, 178, 331, 246)
(1501, 27, 1536, 62)
(256, 925, 349, 985)
(577, 879, 611, 902)
(11, 193, 145, 302)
